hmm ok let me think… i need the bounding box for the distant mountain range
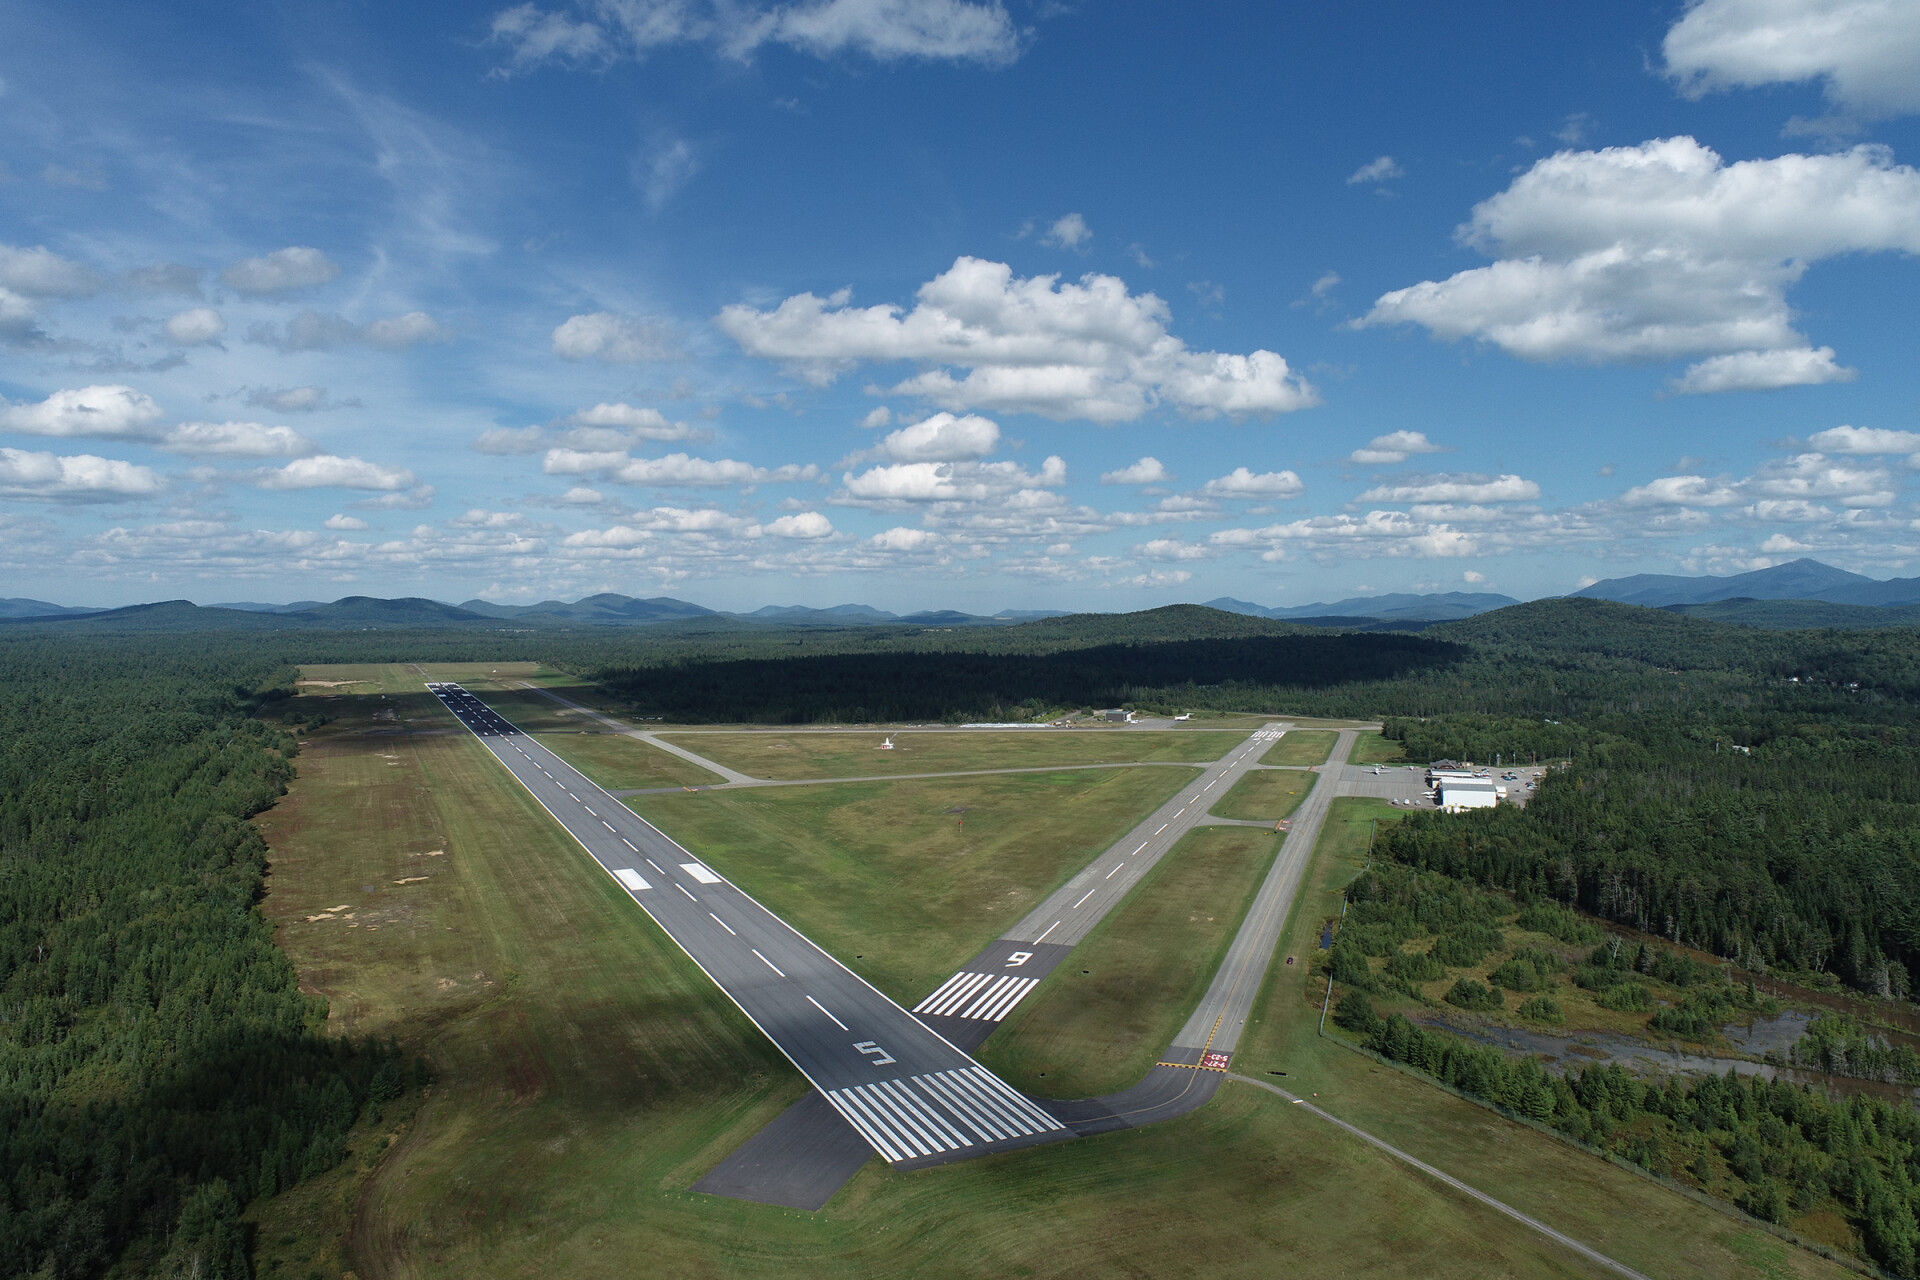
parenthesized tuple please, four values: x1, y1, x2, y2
(16, 559, 1920, 633)
(1571, 558, 1920, 609)
(1205, 591, 1521, 623)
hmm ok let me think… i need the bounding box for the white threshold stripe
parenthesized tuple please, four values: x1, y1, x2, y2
(708, 912, 736, 935)
(752, 948, 786, 977)
(958, 975, 1016, 1017)
(841, 1087, 925, 1158)
(825, 1092, 902, 1163)
(916, 1074, 1002, 1142)
(912, 971, 973, 1013)
(922, 971, 993, 1016)
(806, 994, 848, 1029)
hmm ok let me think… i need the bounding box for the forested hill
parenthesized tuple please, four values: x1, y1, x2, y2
(0, 637, 393, 1278)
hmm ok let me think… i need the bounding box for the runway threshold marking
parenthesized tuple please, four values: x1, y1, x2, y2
(915, 972, 1041, 1020)
(752, 948, 786, 977)
(807, 994, 849, 1029)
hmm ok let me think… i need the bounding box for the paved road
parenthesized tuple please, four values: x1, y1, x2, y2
(1228, 1074, 1653, 1280)
(428, 682, 1070, 1172)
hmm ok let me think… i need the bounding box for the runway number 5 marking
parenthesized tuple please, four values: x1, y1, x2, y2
(853, 1041, 897, 1066)
(1005, 951, 1033, 967)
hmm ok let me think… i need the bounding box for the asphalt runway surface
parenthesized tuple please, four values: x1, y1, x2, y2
(427, 682, 1071, 1178)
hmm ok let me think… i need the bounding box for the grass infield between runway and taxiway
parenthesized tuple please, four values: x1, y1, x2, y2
(977, 825, 1280, 1098)
(623, 767, 1194, 1002)
(251, 683, 1851, 1280)
(1207, 766, 1318, 823)
(1258, 728, 1337, 766)
(652, 728, 1248, 781)
(530, 730, 725, 790)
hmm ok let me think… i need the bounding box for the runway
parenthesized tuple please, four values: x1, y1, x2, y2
(427, 682, 1071, 1176)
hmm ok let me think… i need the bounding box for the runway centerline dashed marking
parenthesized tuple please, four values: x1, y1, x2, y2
(807, 994, 848, 1030)
(752, 948, 786, 977)
(676, 884, 698, 902)
(708, 912, 736, 935)
(1072, 888, 1097, 908)
(1105, 863, 1123, 878)
(1035, 920, 1060, 943)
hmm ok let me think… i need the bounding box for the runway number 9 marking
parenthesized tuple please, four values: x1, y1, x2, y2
(853, 1040, 897, 1066)
(1005, 951, 1033, 967)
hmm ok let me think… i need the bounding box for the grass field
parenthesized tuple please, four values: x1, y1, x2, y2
(1260, 729, 1335, 766)
(1228, 796, 1851, 1280)
(253, 664, 1849, 1280)
(978, 827, 1279, 1097)
(1208, 768, 1317, 822)
(625, 768, 1194, 1001)
(532, 731, 724, 790)
(1349, 731, 1409, 765)
(654, 729, 1245, 780)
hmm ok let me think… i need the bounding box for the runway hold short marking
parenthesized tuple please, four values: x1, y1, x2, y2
(914, 971, 1040, 1021)
(823, 1066, 1061, 1163)
(680, 863, 723, 885)
(613, 868, 650, 891)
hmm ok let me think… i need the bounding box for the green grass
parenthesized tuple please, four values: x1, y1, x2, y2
(1208, 768, 1317, 822)
(532, 731, 724, 790)
(1349, 731, 1409, 765)
(1260, 729, 1336, 766)
(978, 826, 1279, 1097)
(1228, 796, 1853, 1280)
(626, 768, 1194, 1001)
(654, 729, 1245, 780)
(256, 664, 1851, 1280)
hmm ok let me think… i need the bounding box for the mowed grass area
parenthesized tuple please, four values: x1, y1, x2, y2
(1260, 728, 1336, 766)
(1228, 796, 1853, 1280)
(655, 729, 1245, 780)
(979, 827, 1279, 1098)
(627, 768, 1193, 1001)
(532, 731, 724, 790)
(1349, 731, 1409, 765)
(1209, 768, 1317, 822)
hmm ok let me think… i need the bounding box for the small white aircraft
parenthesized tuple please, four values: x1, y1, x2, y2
(1173, 713, 1191, 722)
(878, 736, 895, 750)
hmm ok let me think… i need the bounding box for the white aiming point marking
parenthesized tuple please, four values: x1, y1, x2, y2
(613, 868, 649, 891)
(680, 863, 723, 884)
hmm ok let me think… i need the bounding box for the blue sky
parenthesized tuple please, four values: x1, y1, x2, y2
(2, 0, 1918, 611)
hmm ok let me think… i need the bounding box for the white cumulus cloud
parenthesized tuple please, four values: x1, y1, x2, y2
(0, 447, 164, 500)
(324, 513, 370, 530)
(159, 422, 318, 458)
(1350, 430, 1444, 464)
(1348, 155, 1404, 184)
(1664, 0, 1920, 119)
(551, 311, 679, 362)
(762, 511, 833, 538)
(1100, 456, 1171, 485)
(841, 454, 1065, 502)
(257, 455, 417, 491)
(1042, 213, 1091, 249)
(0, 244, 99, 297)
(222, 247, 340, 294)
(1358, 473, 1540, 503)
(0, 385, 164, 439)
(1200, 467, 1305, 498)
(543, 448, 817, 487)
(1361, 137, 1920, 389)
(1669, 346, 1855, 393)
(718, 256, 1318, 422)
(163, 308, 226, 346)
(872, 412, 1000, 462)
(1809, 425, 1920, 454)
